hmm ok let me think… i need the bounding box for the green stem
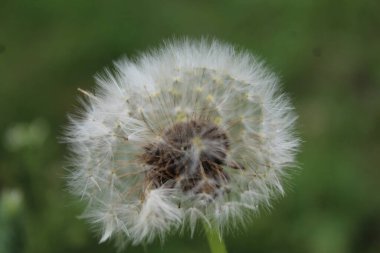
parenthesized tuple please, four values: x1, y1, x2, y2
(203, 224, 228, 253)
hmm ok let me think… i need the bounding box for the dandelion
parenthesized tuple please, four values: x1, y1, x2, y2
(64, 38, 299, 251)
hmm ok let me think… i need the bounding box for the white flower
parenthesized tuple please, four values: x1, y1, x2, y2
(64, 38, 299, 246)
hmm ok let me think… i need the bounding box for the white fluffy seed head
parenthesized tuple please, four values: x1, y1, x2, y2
(64, 38, 299, 247)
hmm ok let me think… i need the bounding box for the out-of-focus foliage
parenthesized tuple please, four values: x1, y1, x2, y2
(0, 0, 379, 252)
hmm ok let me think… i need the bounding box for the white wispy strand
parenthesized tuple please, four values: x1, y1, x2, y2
(64, 38, 299, 247)
(131, 189, 182, 244)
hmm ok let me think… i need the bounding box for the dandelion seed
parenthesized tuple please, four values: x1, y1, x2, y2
(64, 38, 299, 247)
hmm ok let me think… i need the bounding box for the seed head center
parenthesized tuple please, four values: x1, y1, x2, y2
(192, 136, 204, 151)
(141, 120, 230, 197)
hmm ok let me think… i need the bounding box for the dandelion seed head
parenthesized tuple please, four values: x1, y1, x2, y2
(64, 38, 299, 246)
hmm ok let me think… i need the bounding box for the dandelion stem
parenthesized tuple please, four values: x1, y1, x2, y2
(204, 224, 228, 253)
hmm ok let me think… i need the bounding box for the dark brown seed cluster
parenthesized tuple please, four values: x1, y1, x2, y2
(141, 120, 231, 197)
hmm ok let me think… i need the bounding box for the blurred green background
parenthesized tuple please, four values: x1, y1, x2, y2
(0, 0, 379, 252)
